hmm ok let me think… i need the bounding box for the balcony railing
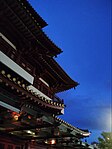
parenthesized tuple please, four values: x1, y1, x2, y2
(1, 37, 64, 104)
(34, 79, 63, 104)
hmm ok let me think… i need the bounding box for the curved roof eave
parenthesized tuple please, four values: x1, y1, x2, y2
(55, 116, 91, 138)
(21, 0, 48, 28)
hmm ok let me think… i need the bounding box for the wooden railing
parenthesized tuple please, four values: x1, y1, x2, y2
(34, 79, 63, 104)
(1, 38, 63, 104)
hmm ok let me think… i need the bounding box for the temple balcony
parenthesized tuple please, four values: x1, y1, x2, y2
(0, 51, 34, 84)
(0, 55, 63, 105)
(0, 33, 64, 108)
(27, 84, 63, 104)
(0, 68, 65, 115)
(1, 57, 65, 115)
(33, 78, 63, 104)
(0, 50, 63, 105)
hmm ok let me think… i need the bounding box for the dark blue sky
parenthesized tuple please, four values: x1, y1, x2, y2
(28, 0, 111, 143)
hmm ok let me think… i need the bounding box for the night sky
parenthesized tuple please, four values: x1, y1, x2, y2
(28, 0, 111, 143)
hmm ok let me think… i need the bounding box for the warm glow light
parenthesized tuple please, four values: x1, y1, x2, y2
(28, 115, 31, 119)
(50, 139, 56, 144)
(13, 115, 19, 121)
(27, 130, 35, 135)
(44, 140, 48, 144)
(12, 112, 20, 121)
(44, 139, 56, 145)
(81, 132, 91, 136)
(27, 130, 32, 134)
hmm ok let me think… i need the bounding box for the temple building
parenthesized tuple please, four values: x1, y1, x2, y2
(0, 0, 91, 148)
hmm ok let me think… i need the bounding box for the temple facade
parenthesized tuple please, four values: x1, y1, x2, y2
(0, 0, 91, 148)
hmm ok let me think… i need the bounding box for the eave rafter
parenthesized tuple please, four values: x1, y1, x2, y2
(0, 0, 61, 57)
(36, 56, 78, 92)
(0, 106, 90, 140)
(17, 0, 47, 28)
(0, 70, 65, 113)
(0, 104, 90, 148)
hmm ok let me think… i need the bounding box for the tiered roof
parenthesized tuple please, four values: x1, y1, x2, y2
(0, 0, 91, 148)
(0, 0, 78, 93)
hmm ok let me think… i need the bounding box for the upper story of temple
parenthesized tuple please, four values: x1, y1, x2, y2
(0, 0, 78, 115)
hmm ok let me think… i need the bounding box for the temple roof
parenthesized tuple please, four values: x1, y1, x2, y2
(17, 0, 47, 28)
(0, 65, 65, 115)
(41, 57, 79, 92)
(0, 0, 78, 92)
(0, 0, 62, 57)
